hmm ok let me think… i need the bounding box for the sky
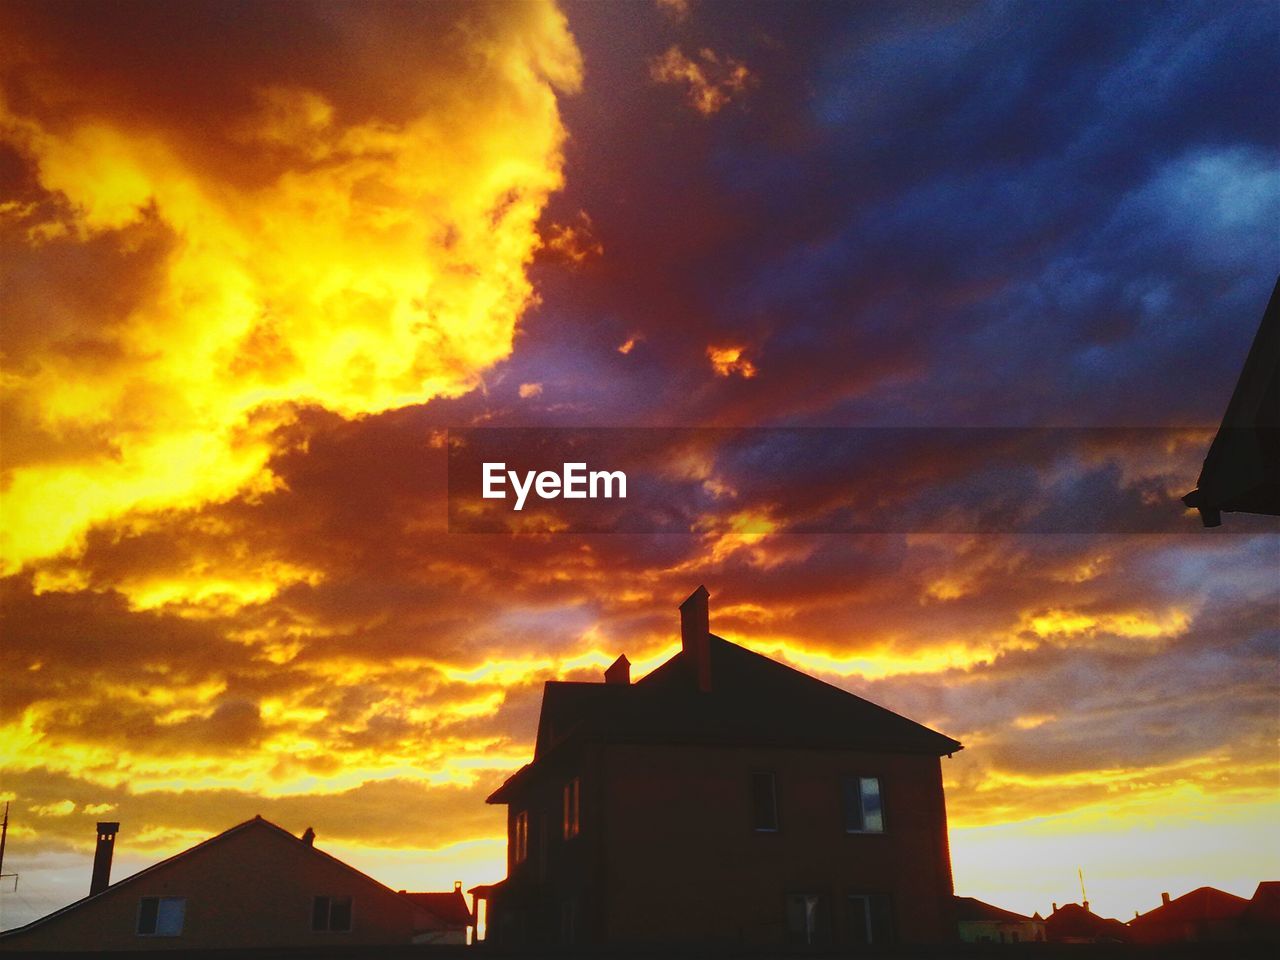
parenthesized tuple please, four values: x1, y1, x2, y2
(1, 0, 1278, 930)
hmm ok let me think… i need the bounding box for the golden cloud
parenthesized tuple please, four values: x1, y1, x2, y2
(0, 2, 582, 578)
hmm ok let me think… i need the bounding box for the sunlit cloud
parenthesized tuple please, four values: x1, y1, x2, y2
(650, 46, 752, 116)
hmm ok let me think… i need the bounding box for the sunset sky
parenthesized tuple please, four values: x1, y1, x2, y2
(1, 0, 1278, 930)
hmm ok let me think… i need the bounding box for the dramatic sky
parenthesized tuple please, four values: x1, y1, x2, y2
(1, 0, 1277, 929)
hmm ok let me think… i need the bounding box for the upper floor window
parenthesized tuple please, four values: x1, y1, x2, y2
(312, 895, 352, 932)
(843, 776, 884, 833)
(137, 896, 185, 937)
(513, 810, 529, 864)
(563, 777, 580, 839)
(750, 771, 778, 832)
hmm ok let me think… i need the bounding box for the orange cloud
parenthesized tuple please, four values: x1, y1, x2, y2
(650, 46, 752, 116)
(0, 2, 582, 579)
(707, 344, 758, 378)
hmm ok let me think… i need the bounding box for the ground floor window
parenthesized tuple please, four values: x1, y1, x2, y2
(137, 896, 185, 936)
(312, 895, 353, 932)
(847, 893, 893, 947)
(785, 892, 830, 945)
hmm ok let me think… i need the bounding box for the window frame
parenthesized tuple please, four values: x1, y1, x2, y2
(562, 776, 581, 840)
(513, 809, 529, 864)
(846, 892, 894, 947)
(136, 896, 186, 937)
(842, 775, 885, 834)
(750, 770, 779, 833)
(311, 894, 353, 933)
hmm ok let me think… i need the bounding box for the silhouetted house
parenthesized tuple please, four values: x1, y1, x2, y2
(1239, 881, 1280, 943)
(1128, 886, 1248, 944)
(1045, 901, 1129, 943)
(478, 586, 963, 950)
(955, 896, 1045, 943)
(1183, 276, 1280, 526)
(0, 817, 470, 952)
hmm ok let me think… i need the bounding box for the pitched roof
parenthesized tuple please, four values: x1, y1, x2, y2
(1183, 275, 1280, 525)
(955, 896, 1034, 923)
(1130, 887, 1249, 928)
(1046, 903, 1129, 942)
(1241, 881, 1280, 927)
(401, 890, 473, 928)
(492, 633, 961, 802)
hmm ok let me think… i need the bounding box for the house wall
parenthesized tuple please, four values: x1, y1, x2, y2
(598, 742, 956, 947)
(0, 823, 424, 952)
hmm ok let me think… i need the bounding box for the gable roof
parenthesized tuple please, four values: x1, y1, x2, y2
(401, 890, 473, 928)
(492, 633, 961, 802)
(955, 896, 1035, 923)
(1130, 887, 1249, 928)
(1046, 903, 1129, 942)
(1183, 275, 1280, 525)
(0, 815, 405, 940)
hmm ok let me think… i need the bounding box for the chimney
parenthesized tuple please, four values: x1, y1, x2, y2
(454, 880, 462, 893)
(90, 822, 120, 896)
(301, 827, 315, 846)
(1082, 901, 1090, 913)
(604, 654, 631, 685)
(1161, 891, 1170, 906)
(1052, 903, 1058, 913)
(680, 585, 711, 693)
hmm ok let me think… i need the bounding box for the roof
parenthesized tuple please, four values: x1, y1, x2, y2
(401, 890, 473, 928)
(1130, 887, 1249, 928)
(0, 815, 406, 940)
(1241, 882, 1280, 927)
(491, 632, 961, 803)
(1046, 903, 1130, 942)
(1183, 275, 1280, 525)
(955, 896, 1035, 924)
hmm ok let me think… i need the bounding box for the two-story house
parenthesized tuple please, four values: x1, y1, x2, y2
(478, 586, 963, 950)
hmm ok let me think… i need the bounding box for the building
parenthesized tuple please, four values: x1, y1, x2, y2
(478, 586, 963, 950)
(0, 817, 471, 952)
(1128, 886, 1249, 945)
(955, 896, 1045, 944)
(1182, 275, 1279, 525)
(1045, 901, 1129, 943)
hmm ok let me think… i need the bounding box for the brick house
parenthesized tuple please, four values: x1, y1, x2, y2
(478, 586, 963, 950)
(0, 816, 471, 951)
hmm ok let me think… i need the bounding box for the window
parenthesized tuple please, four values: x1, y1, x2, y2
(785, 893, 829, 945)
(137, 897, 185, 936)
(842, 776, 884, 832)
(513, 810, 529, 864)
(311, 895, 353, 932)
(750, 771, 778, 832)
(562, 777, 580, 839)
(847, 894, 893, 948)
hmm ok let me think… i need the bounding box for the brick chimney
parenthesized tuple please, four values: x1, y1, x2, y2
(90, 822, 120, 896)
(1161, 892, 1171, 906)
(680, 585, 711, 693)
(604, 654, 630, 685)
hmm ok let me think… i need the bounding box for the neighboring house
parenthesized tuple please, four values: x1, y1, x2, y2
(477, 586, 963, 950)
(1239, 881, 1280, 943)
(1045, 901, 1129, 943)
(1183, 275, 1279, 526)
(400, 883, 473, 944)
(955, 896, 1045, 944)
(0, 817, 470, 952)
(1128, 886, 1249, 945)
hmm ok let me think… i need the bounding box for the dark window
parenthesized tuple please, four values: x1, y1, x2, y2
(847, 894, 893, 948)
(513, 810, 528, 864)
(842, 776, 884, 832)
(136, 897, 185, 936)
(785, 893, 830, 945)
(751, 771, 778, 831)
(312, 895, 353, 932)
(563, 777, 580, 839)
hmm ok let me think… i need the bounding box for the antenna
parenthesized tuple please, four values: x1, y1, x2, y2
(1078, 866, 1088, 908)
(0, 801, 17, 891)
